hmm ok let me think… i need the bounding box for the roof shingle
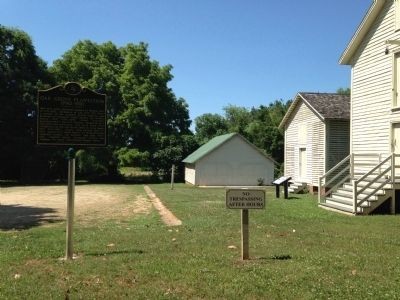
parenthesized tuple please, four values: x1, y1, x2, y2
(299, 92, 350, 120)
(279, 92, 350, 129)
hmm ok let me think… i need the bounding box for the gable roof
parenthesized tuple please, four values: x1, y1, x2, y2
(339, 0, 385, 65)
(182, 133, 275, 164)
(278, 92, 350, 130)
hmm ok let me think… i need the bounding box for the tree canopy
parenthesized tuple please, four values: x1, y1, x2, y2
(194, 100, 291, 169)
(50, 40, 194, 179)
(0, 25, 52, 179)
(1, 25, 291, 182)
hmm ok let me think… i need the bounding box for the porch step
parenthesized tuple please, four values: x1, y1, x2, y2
(326, 195, 372, 208)
(288, 181, 307, 194)
(319, 202, 354, 214)
(333, 189, 381, 201)
(319, 153, 397, 215)
(342, 184, 387, 195)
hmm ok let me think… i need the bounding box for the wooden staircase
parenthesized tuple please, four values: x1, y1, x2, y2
(319, 153, 398, 215)
(320, 177, 393, 215)
(288, 181, 308, 194)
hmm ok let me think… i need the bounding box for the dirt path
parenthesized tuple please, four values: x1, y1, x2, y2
(144, 185, 182, 226)
(0, 185, 152, 230)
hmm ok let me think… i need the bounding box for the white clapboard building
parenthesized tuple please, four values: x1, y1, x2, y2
(319, 0, 400, 214)
(183, 133, 275, 186)
(279, 92, 350, 193)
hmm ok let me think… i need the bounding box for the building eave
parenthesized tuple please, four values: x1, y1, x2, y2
(278, 93, 325, 130)
(339, 0, 385, 65)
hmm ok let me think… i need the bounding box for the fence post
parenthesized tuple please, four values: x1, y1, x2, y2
(171, 164, 175, 190)
(350, 153, 355, 180)
(318, 176, 322, 204)
(352, 179, 357, 214)
(391, 153, 396, 214)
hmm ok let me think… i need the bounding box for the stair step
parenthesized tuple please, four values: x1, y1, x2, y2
(331, 191, 378, 201)
(340, 185, 386, 195)
(333, 190, 380, 201)
(327, 196, 372, 208)
(319, 202, 354, 213)
(288, 182, 307, 194)
(357, 182, 391, 190)
(327, 195, 352, 205)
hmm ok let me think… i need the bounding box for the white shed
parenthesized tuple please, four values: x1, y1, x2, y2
(279, 92, 350, 193)
(182, 133, 275, 186)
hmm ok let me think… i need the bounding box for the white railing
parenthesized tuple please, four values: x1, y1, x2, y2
(352, 153, 400, 213)
(318, 154, 351, 204)
(352, 154, 392, 213)
(319, 153, 397, 206)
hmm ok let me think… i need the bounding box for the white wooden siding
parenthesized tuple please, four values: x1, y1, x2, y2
(284, 101, 325, 186)
(184, 164, 196, 185)
(312, 120, 325, 185)
(326, 120, 350, 170)
(195, 135, 274, 186)
(351, 0, 400, 175)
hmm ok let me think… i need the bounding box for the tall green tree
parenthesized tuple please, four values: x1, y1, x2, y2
(117, 43, 191, 151)
(194, 113, 228, 144)
(224, 105, 251, 135)
(0, 26, 52, 179)
(51, 40, 193, 179)
(194, 99, 290, 172)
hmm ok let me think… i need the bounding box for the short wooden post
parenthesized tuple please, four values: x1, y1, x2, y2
(66, 148, 76, 260)
(350, 153, 355, 179)
(318, 176, 322, 204)
(352, 179, 357, 214)
(275, 185, 280, 198)
(283, 181, 289, 199)
(241, 209, 249, 260)
(391, 153, 396, 215)
(170, 164, 175, 190)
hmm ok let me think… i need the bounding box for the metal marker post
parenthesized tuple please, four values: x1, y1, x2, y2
(66, 148, 76, 260)
(171, 164, 175, 190)
(241, 209, 249, 260)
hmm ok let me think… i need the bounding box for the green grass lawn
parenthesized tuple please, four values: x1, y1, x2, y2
(1, 184, 400, 299)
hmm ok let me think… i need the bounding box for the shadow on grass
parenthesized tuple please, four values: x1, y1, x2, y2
(85, 249, 145, 257)
(0, 204, 61, 231)
(286, 196, 300, 200)
(257, 255, 293, 261)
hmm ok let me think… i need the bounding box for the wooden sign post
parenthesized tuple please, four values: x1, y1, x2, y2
(171, 164, 175, 190)
(241, 209, 249, 260)
(226, 188, 265, 260)
(66, 148, 76, 260)
(37, 82, 107, 260)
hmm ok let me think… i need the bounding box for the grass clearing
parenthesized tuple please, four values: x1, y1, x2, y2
(1, 184, 400, 299)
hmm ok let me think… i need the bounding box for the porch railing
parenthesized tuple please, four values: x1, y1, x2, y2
(318, 154, 351, 204)
(319, 153, 400, 213)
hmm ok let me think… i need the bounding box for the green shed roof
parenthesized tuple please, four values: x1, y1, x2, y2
(182, 133, 237, 164)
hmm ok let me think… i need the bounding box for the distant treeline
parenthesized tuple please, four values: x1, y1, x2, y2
(0, 25, 291, 182)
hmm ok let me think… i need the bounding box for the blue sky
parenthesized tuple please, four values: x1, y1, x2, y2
(2, 0, 371, 125)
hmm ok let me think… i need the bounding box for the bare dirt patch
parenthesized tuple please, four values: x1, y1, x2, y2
(0, 185, 152, 230)
(143, 185, 182, 226)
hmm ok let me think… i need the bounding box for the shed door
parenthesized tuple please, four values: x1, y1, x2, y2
(299, 148, 307, 180)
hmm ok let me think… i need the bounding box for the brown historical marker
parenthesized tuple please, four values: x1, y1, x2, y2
(37, 82, 107, 146)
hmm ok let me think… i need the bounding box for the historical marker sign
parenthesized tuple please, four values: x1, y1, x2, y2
(37, 82, 107, 146)
(226, 189, 265, 209)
